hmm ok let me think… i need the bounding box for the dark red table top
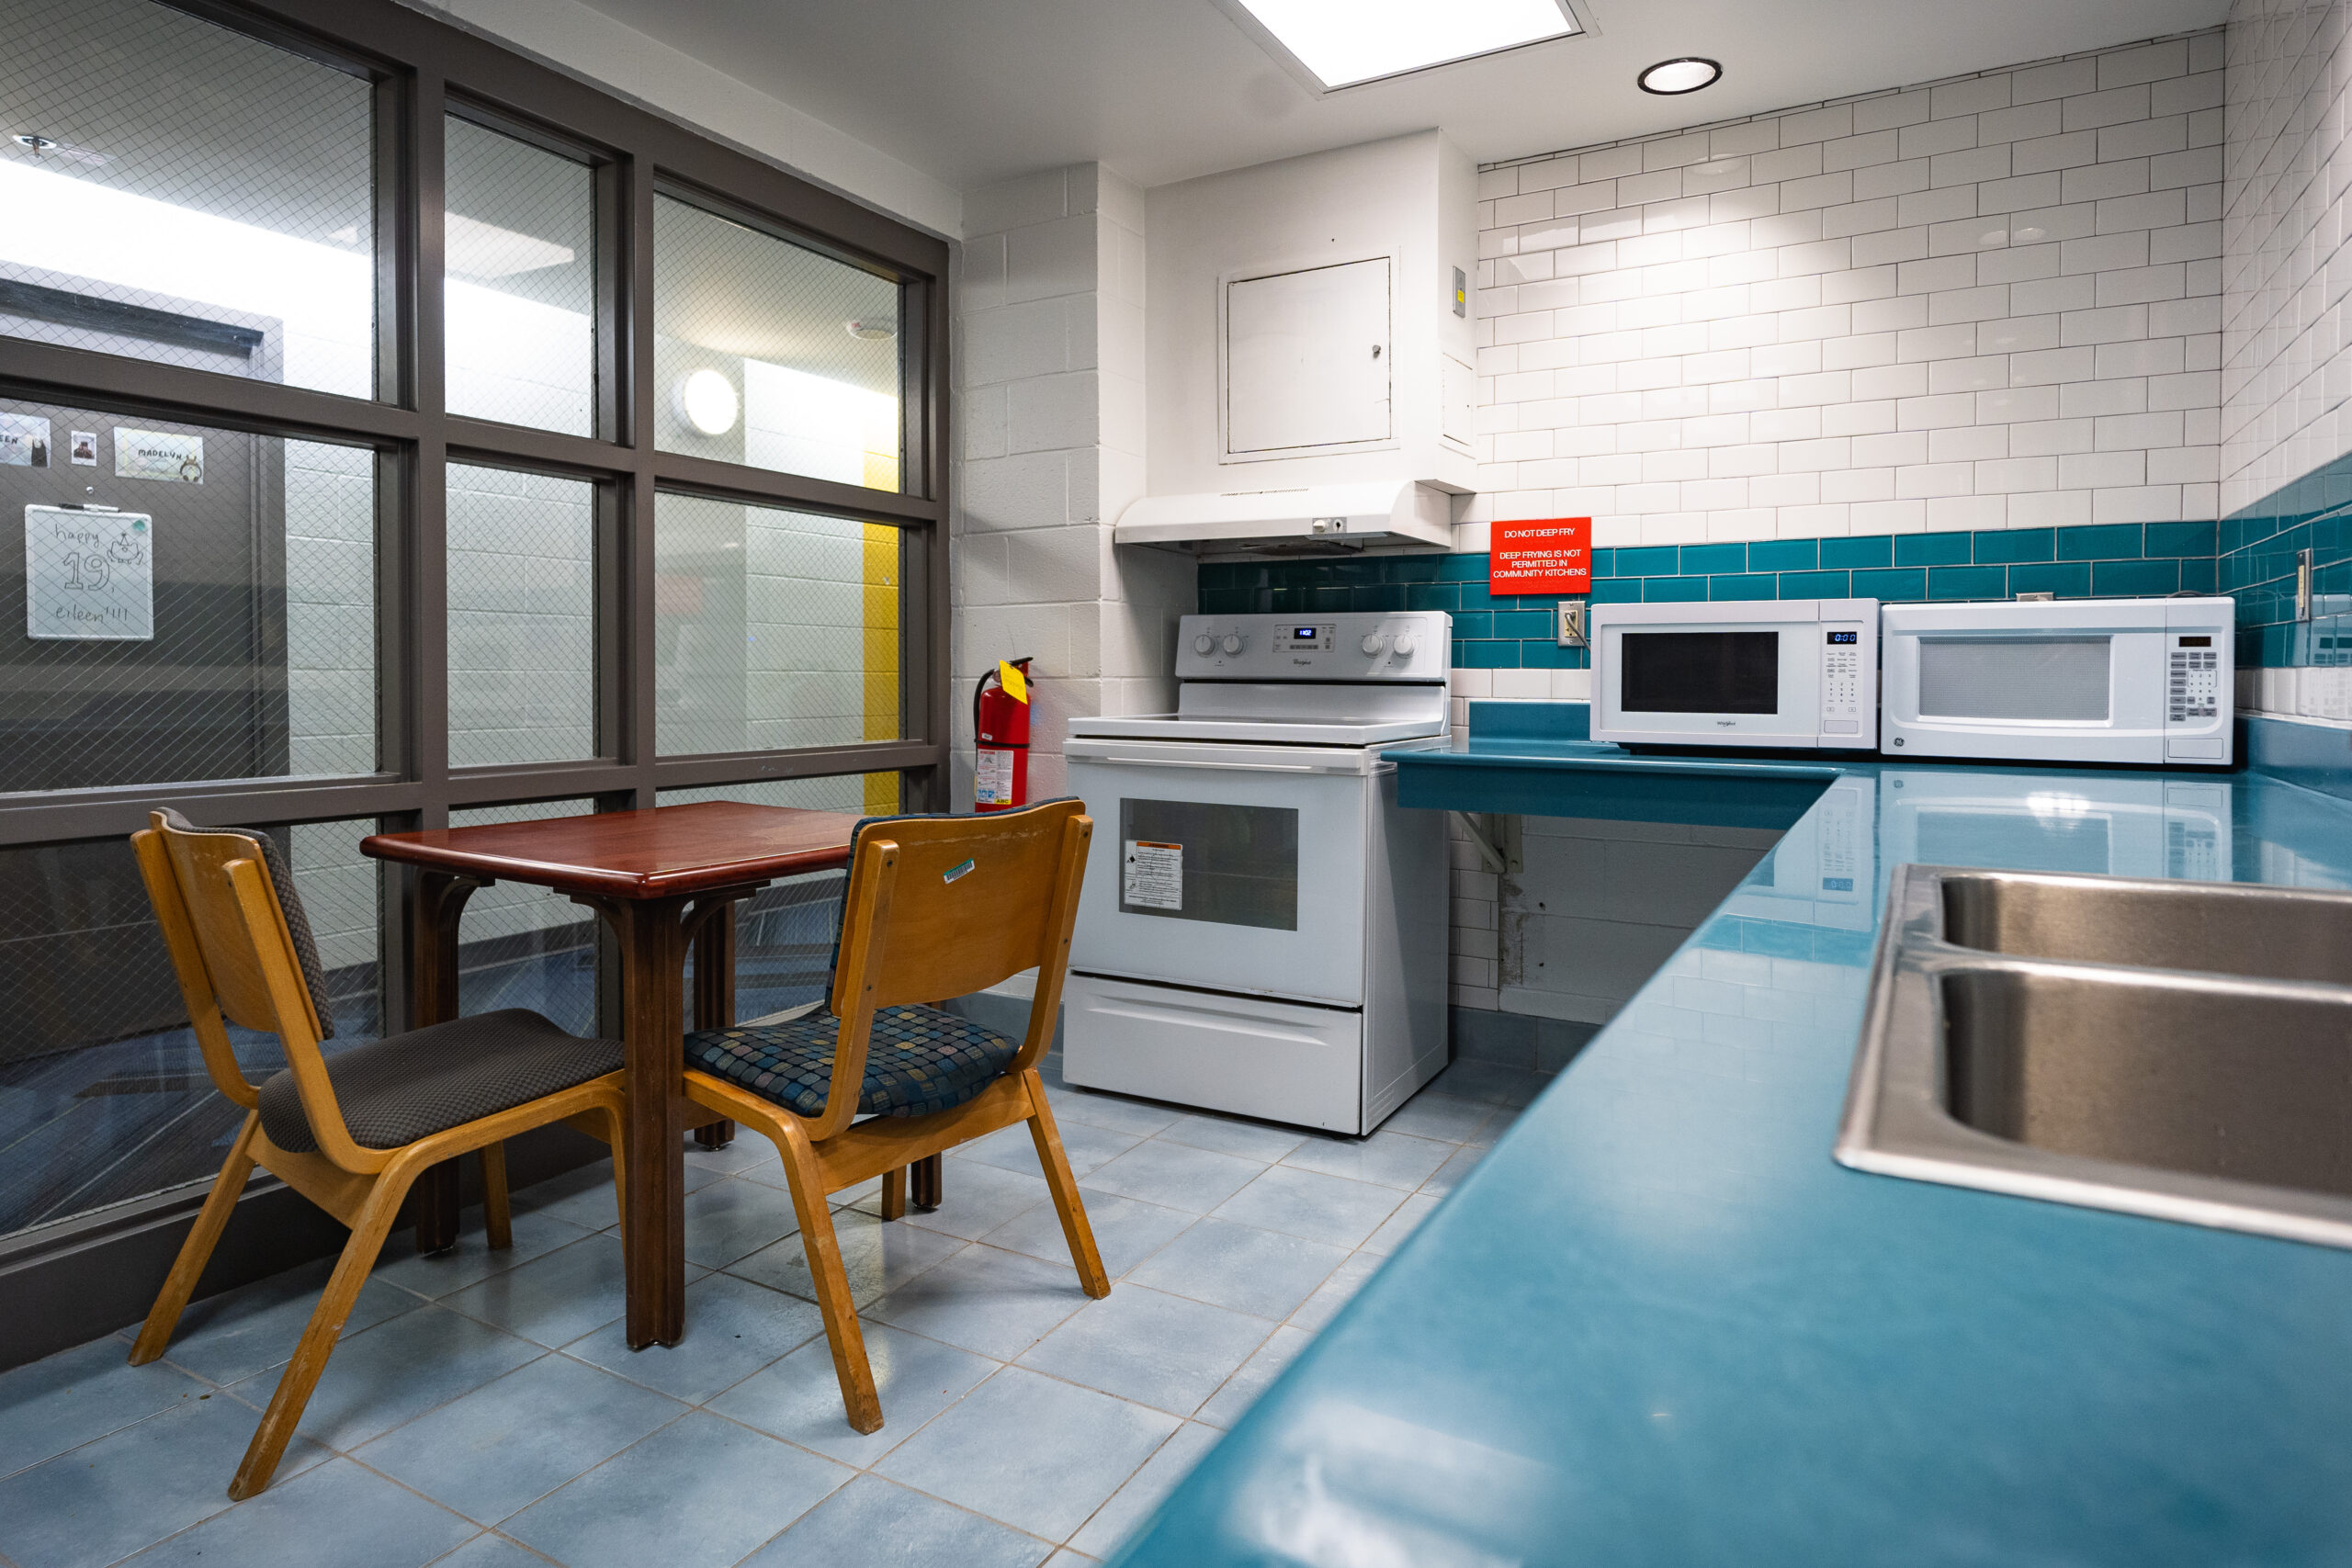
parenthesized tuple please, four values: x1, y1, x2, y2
(361, 801, 862, 898)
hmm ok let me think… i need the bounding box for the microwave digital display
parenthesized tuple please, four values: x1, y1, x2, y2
(1621, 631, 1780, 714)
(1826, 631, 1859, 645)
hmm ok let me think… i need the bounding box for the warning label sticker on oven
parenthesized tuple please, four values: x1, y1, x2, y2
(1123, 840, 1182, 910)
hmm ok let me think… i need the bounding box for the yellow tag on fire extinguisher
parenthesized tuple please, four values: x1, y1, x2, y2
(997, 660, 1029, 704)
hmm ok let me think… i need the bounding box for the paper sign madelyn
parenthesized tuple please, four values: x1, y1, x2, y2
(1489, 516, 1591, 595)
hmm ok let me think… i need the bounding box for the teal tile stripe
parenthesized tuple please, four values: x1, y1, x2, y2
(1198, 523, 2219, 671)
(2220, 447, 2352, 667)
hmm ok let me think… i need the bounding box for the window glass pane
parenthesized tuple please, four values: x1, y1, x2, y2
(444, 117, 594, 434)
(654, 492, 903, 758)
(449, 799, 598, 1037)
(653, 196, 902, 491)
(0, 819, 380, 1239)
(447, 465, 595, 766)
(0, 0, 375, 397)
(0, 397, 378, 791)
(659, 776, 899, 1023)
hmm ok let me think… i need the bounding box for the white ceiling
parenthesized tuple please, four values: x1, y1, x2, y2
(577, 0, 2229, 196)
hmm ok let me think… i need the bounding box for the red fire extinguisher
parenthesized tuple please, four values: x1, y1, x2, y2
(974, 657, 1034, 812)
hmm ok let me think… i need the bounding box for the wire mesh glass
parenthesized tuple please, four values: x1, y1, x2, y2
(658, 776, 897, 1024)
(0, 0, 376, 397)
(444, 116, 595, 434)
(447, 464, 595, 766)
(652, 195, 903, 490)
(0, 396, 379, 791)
(448, 798, 599, 1037)
(653, 491, 904, 758)
(0, 818, 380, 1240)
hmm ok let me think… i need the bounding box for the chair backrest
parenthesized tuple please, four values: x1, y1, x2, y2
(132, 809, 368, 1168)
(829, 799, 1091, 1069)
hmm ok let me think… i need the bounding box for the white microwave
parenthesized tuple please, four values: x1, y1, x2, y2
(1591, 598, 1879, 750)
(1880, 596, 2233, 766)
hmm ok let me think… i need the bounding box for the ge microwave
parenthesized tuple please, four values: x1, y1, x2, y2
(1879, 596, 2233, 766)
(1591, 598, 1880, 750)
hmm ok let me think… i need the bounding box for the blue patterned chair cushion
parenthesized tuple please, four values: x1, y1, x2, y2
(683, 1005, 1018, 1119)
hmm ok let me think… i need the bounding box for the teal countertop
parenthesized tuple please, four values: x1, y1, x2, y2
(1114, 710, 2352, 1567)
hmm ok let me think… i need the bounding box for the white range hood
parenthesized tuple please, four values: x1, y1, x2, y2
(1114, 479, 1454, 553)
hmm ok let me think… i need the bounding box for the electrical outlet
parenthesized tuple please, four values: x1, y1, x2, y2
(1556, 601, 1587, 648)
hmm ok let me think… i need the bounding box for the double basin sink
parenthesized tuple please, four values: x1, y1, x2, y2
(1838, 867, 2352, 1249)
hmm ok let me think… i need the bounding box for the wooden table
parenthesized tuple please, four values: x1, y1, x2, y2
(362, 801, 861, 1348)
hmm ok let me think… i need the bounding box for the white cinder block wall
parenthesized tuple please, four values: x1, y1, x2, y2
(1467, 31, 2226, 553)
(2224, 0, 2352, 511)
(955, 164, 1193, 804)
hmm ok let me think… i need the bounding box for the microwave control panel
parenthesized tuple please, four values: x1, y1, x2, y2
(1818, 623, 1871, 738)
(2166, 636, 2222, 725)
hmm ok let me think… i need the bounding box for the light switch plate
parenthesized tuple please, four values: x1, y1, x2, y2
(1556, 601, 1587, 647)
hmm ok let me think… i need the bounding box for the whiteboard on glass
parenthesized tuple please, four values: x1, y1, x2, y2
(26, 505, 154, 640)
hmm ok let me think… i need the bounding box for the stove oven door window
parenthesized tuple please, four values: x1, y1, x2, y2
(1069, 758, 1370, 1007)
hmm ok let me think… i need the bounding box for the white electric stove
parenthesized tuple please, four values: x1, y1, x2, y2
(1061, 611, 1453, 1134)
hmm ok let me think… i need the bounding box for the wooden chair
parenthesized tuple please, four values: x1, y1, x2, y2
(679, 798, 1108, 1433)
(126, 808, 628, 1499)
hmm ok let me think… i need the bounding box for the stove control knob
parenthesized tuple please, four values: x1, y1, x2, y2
(1361, 632, 1387, 655)
(1221, 633, 1243, 655)
(1393, 632, 1418, 657)
(1193, 633, 1214, 655)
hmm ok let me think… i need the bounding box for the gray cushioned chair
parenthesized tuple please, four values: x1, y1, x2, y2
(126, 808, 629, 1500)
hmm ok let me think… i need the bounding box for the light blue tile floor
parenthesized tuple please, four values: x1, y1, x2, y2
(0, 1055, 1534, 1567)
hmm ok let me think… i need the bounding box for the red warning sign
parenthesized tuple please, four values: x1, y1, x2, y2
(1489, 517, 1592, 595)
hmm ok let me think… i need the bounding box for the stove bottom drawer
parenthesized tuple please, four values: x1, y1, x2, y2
(1062, 973, 1363, 1134)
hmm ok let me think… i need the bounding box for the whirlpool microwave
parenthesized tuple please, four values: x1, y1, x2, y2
(1591, 598, 1880, 750)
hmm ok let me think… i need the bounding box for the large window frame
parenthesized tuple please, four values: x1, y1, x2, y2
(0, 0, 949, 1269)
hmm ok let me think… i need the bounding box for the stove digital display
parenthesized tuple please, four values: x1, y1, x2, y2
(1291, 626, 1318, 642)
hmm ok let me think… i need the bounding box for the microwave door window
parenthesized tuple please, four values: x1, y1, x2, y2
(1620, 631, 1780, 713)
(1118, 798, 1299, 930)
(1917, 637, 2110, 721)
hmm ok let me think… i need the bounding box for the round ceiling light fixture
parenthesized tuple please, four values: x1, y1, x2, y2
(1637, 57, 1722, 95)
(673, 367, 739, 436)
(845, 319, 896, 341)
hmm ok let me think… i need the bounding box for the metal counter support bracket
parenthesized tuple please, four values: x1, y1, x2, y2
(1453, 810, 1507, 874)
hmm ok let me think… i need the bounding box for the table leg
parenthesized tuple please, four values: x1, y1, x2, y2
(410, 871, 482, 1254)
(615, 897, 689, 1348)
(691, 903, 736, 1151)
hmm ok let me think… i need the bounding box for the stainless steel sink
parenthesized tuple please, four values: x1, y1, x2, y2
(1938, 869, 2352, 985)
(1839, 865, 2352, 1249)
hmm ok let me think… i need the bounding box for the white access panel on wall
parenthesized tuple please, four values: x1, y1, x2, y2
(1224, 256, 1391, 459)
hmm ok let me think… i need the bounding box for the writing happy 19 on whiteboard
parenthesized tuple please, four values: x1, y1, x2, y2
(26, 505, 155, 640)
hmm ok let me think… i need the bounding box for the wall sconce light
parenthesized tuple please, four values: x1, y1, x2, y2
(673, 367, 739, 435)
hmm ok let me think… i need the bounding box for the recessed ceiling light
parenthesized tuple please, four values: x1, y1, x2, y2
(1637, 57, 1722, 95)
(1223, 0, 1580, 92)
(845, 319, 896, 341)
(673, 368, 738, 436)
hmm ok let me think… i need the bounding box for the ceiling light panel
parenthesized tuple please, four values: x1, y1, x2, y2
(1228, 0, 1579, 91)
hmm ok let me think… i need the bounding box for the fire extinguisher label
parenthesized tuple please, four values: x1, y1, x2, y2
(976, 748, 1017, 806)
(1123, 840, 1183, 911)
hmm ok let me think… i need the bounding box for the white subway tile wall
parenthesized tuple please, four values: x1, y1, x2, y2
(2222, 0, 2352, 513)
(1467, 30, 2226, 552)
